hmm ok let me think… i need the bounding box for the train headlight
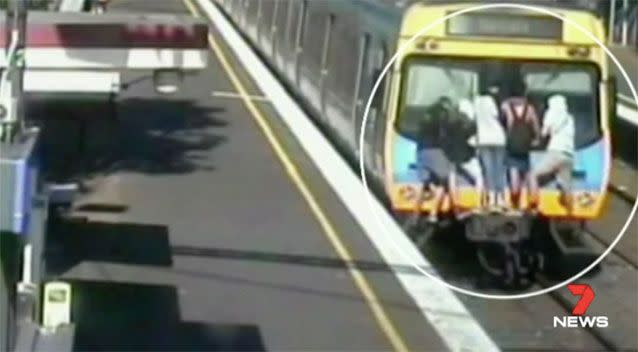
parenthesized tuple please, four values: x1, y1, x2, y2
(567, 46, 590, 58)
(576, 192, 595, 207)
(398, 186, 417, 201)
(416, 38, 439, 51)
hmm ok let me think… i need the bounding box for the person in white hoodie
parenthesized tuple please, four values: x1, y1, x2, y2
(529, 94, 575, 209)
(461, 95, 508, 209)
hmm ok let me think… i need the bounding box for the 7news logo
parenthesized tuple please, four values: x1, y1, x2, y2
(553, 284, 609, 328)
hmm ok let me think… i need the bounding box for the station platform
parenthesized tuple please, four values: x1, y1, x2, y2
(24, 0, 473, 351)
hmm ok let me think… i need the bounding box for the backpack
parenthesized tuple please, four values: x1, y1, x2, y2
(505, 100, 535, 156)
(441, 105, 476, 163)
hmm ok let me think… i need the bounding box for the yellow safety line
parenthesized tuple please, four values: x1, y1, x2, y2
(182, 0, 410, 351)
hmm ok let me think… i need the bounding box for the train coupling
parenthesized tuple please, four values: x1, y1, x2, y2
(465, 211, 531, 244)
(466, 212, 541, 287)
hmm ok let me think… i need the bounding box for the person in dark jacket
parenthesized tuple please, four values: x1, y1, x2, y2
(409, 97, 455, 225)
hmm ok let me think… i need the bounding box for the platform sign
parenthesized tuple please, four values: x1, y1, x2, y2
(0, 131, 39, 235)
(42, 282, 72, 330)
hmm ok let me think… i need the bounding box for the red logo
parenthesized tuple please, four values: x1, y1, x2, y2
(567, 284, 595, 316)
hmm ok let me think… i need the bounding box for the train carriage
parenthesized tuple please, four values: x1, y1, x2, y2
(218, 0, 615, 286)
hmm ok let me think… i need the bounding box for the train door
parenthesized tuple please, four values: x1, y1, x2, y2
(279, 0, 295, 70)
(352, 34, 371, 158)
(372, 45, 390, 178)
(244, 0, 260, 40)
(259, 0, 276, 53)
(355, 38, 388, 172)
(269, 0, 283, 62)
(319, 13, 336, 125)
(287, 0, 306, 82)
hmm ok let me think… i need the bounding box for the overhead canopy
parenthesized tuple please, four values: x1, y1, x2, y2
(0, 11, 209, 69)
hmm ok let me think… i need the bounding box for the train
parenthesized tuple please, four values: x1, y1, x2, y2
(215, 0, 615, 286)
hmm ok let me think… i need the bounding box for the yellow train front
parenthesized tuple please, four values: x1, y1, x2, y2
(216, 0, 614, 286)
(386, 3, 613, 285)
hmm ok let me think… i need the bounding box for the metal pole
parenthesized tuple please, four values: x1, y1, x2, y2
(622, 0, 629, 45)
(1, 0, 26, 142)
(609, 0, 617, 43)
(12, 0, 27, 132)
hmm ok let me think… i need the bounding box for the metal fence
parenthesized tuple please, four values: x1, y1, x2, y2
(607, 0, 638, 48)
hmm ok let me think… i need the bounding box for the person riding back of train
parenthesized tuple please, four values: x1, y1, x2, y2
(500, 80, 542, 208)
(529, 94, 575, 211)
(462, 95, 508, 210)
(410, 97, 454, 226)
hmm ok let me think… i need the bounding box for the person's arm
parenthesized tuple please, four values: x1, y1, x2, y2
(501, 101, 512, 129)
(541, 113, 552, 137)
(529, 107, 542, 138)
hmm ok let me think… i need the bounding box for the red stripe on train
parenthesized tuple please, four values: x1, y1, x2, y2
(0, 23, 208, 49)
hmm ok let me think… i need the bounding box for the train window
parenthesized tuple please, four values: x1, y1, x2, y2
(395, 57, 602, 148)
(522, 63, 601, 147)
(294, 0, 307, 51)
(259, 0, 276, 45)
(325, 13, 359, 114)
(256, 0, 263, 43)
(245, 0, 259, 35)
(353, 34, 372, 144)
(353, 34, 371, 121)
(404, 63, 478, 107)
(270, 0, 285, 58)
(372, 44, 389, 111)
(320, 14, 335, 71)
(283, 0, 296, 56)
(301, 8, 326, 79)
(293, 0, 307, 83)
(319, 14, 336, 113)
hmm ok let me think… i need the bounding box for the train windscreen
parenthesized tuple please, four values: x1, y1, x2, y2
(395, 57, 601, 147)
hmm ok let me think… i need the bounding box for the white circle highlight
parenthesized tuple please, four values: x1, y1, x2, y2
(358, 2, 638, 300)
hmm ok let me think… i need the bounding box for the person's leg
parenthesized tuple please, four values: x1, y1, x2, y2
(448, 165, 458, 210)
(411, 149, 432, 222)
(530, 151, 565, 208)
(555, 155, 574, 212)
(479, 148, 494, 207)
(430, 183, 445, 223)
(494, 147, 507, 208)
(428, 148, 451, 222)
(486, 147, 501, 207)
(508, 155, 521, 204)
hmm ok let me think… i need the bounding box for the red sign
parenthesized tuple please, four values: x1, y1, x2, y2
(567, 284, 595, 316)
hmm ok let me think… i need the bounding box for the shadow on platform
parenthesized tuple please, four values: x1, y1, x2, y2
(70, 280, 266, 351)
(28, 96, 228, 182)
(46, 219, 173, 275)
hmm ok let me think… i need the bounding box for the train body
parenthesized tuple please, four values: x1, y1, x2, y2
(217, 0, 614, 285)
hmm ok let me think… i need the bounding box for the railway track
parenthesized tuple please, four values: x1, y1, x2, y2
(585, 185, 638, 269)
(609, 183, 637, 205)
(532, 186, 638, 351)
(419, 184, 637, 351)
